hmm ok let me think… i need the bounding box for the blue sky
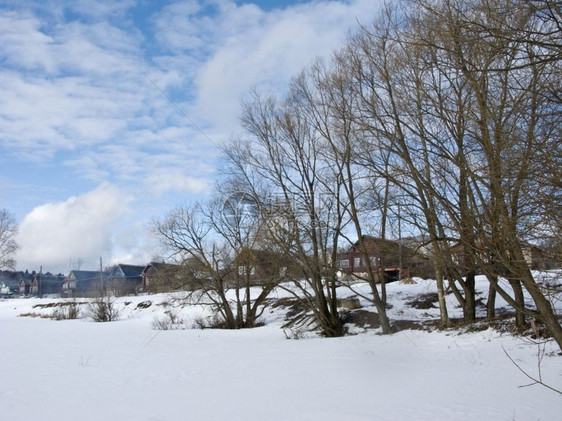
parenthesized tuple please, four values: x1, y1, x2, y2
(0, 0, 380, 274)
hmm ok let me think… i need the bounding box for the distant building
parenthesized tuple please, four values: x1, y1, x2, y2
(337, 236, 432, 282)
(106, 264, 145, 295)
(141, 262, 187, 293)
(232, 248, 300, 286)
(0, 270, 33, 295)
(29, 272, 65, 297)
(62, 270, 105, 297)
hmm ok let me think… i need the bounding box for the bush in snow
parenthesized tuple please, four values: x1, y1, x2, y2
(89, 296, 120, 322)
(152, 309, 186, 330)
(52, 301, 81, 320)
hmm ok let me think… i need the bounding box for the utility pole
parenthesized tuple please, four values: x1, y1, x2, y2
(39, 265, 43, 298)
(398, 204, 402, 282)
(99, 257, 104, 296)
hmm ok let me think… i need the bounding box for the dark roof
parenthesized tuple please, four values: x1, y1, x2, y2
(117, 264, 145, 278)
(65, 270, 107, 294)
(109, 264, 145, 279)
(142, 262, 177, 274)
(69, 270, 104, 281)
(0, 270, 33, 288)
(35, 274, 65, 294)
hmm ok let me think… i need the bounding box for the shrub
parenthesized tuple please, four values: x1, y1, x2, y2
(193, 314, 228, 329)
(89, 296, 120, 322)
(52, 301, 81, 320)
(152, 309, 186, 330)
(53, 307, 74, 320)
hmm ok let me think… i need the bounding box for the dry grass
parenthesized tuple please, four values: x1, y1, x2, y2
(18, 312, 51, 319)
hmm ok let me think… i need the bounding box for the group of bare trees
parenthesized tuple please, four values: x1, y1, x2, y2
(155, 0, 561, 345)
(325, 0, 562, 340)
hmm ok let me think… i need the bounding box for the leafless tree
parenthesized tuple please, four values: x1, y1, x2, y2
(222, 89, 349, 337)
(342, 3, 457, 327)
(153, 190, 279, 329)
(201, 0, 561, 344)
(0, 209, 19, 270)
(413, 0, 562, 347)
(288, 59, 393, 333)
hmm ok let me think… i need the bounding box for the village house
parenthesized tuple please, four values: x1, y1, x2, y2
(0, 281, 9, 296)
(450, 240, 555, 274)
(141, 262, 197, 293)
(1, 270, 32, 296)
(18, 278, 30, 296)
(106, 264, 145, 296)
(62, 270, 106, 297)
(233, 248, 301, 286)
(27, 272, 65, 297)
(337, 236, 431, 283)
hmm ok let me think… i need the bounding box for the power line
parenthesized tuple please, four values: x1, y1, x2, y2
(144, 73, 217, 147)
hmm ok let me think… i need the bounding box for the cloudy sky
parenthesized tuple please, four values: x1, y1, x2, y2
(0, 0, 380, 274)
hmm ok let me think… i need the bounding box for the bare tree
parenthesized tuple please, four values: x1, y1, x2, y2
(343, 4, 456, 327)
(349, 0, 560, 343)
(222, 89, 348, 337)
(153, 191, 279, 329)
(288, 59, 393, 333)
(0, 209, 19, 270)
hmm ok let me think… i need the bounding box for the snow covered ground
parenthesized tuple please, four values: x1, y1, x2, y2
(1, 276, 561, 420)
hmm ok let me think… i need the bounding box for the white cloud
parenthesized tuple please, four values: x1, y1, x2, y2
(2, 0, 385, 273)
(0, 4, 218, 196)
(0, 12, 56, 72)
(153, 1, 212, 54)
(66, 0, 136, 20)
(144, 169, 209, 196)
(0, 12, 145, 159)
(109, 221, 162, 268)
(1, 0, 379, 189)
(163, 0, 379, 129)
(15, 183, 132, 273)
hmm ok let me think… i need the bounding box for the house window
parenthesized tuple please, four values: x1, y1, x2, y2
(238, 266, 255, 276)
(354, 257, 361, 268)
(340, 259, 349, 268)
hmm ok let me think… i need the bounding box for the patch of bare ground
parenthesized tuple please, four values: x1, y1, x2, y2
(341, 309, 427, 332)
(342, 309, 380, 328)
(342, 305, 558, 338)
(405, 292, 439, 309)
(32, 301, 87, 309)
(421, 313, 558, 342)
(270, 297, 307, 320)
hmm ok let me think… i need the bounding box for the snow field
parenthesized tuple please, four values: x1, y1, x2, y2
(1, 277, 560, 420)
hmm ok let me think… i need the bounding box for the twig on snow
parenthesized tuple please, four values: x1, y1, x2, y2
(502, 343, 562, 396)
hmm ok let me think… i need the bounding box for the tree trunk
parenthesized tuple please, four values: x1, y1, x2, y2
(486, 276, 497, 319)
(464, 272, 476, 321)
(435, 266, 450, 327)
(508, 279, 526, 331)
(522, 272, 562, 348)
